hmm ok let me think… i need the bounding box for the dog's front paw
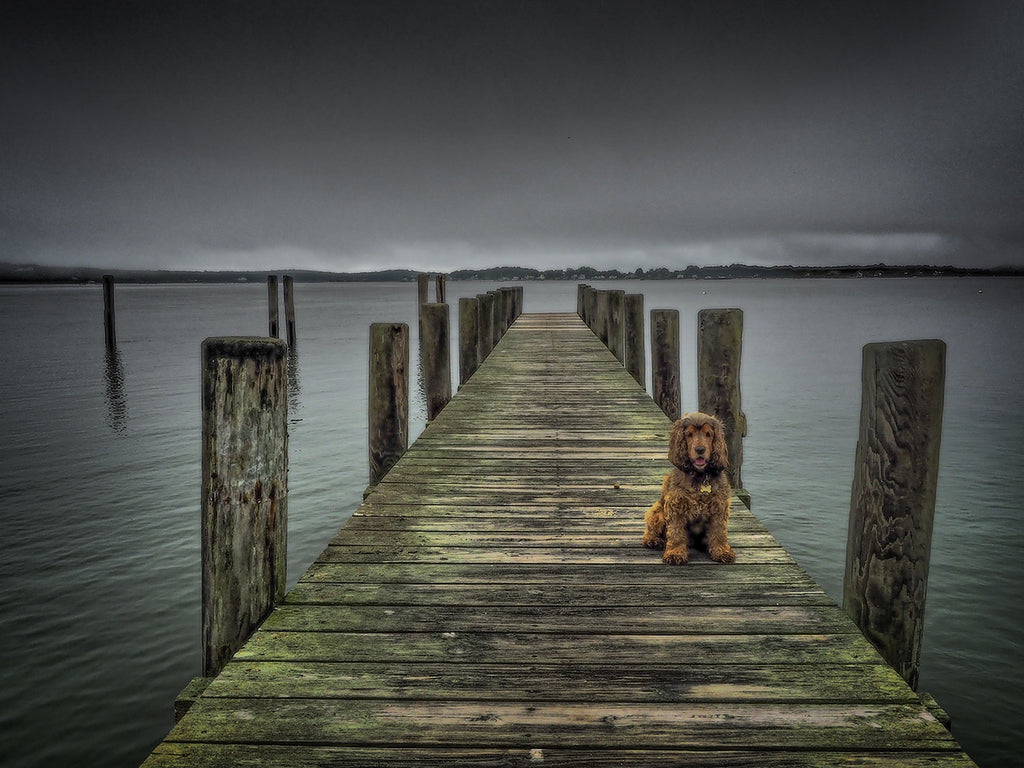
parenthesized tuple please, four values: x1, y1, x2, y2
(662, 549, 689, 566)
(709, 545, 736, 564)
(643, 532, 665, 550)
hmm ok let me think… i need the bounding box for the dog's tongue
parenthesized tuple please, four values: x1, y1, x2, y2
(694, 457, 707, 468)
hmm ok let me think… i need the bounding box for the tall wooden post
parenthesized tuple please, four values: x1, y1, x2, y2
(698, 308, 746, 494)
(844, 339, 946, 691)
(201, 337, 288, 678)
(624, 293, 645, 388)
(459, 297, 480, 386)
(577, 284, 588, 319)
(283, 275, 297, 347)
(267, 276, 280, 338)
(477, 293, 495, 361)
(488, 290, 502, 349)
(421, 303, 451, 420)
(607, 289, 625, 363)
(102, 274, 116, 349)
(435, 274, 447, 304)
(368, 323, 409, 486)
(417, 273, 429, 308)
(651, 309, 680, 421)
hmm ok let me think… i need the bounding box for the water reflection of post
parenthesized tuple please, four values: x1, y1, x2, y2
(104, 346, 128, 434)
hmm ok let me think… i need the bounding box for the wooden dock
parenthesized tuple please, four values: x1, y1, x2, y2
(143, 313, 977, 767)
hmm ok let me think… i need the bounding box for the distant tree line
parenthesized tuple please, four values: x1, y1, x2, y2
(1, 261, 1020, 284)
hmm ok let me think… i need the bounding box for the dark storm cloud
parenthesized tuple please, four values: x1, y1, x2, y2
(2, 0, 1022, 270)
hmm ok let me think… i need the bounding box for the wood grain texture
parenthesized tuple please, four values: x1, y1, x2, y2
(145, 314, 975, 767)
(844, 340, 945, 690)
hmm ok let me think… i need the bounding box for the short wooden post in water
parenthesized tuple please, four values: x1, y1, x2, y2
(368, 323, 409, 486)
(459, 297, 480, 386)
(624, 293, 645, 387)
(102, 274, 116, 349)
(201, 337, 288, 678)
(420, 302, 451, 420)
(267, 275, 280, 338)
(697, 308, 747, 497)
(843, 339, 946, 691)
(283, 275, 296, 347)
(435, 274, 447, 303)
(651, 309, 681, 421)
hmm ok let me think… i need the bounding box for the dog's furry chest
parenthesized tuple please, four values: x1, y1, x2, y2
(663, 471, 724, 525)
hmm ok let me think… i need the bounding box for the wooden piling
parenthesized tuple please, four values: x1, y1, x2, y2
(624, 293, 645, 387)
(606, 289, 625, 363)
(282, 275, 296, 347)
(435, 274, 446, 304)
(420, 303, 451, 420)
(651, 309, 680, 421)
(201, 336, 288, 678)
(417, 273, 429, 307)
(459, 297, 480, 386)
(102, 274, 116, 349)
(488, 290, 502, 349)
(267, 276, 280, 338)
(477, 293, 495, 361)
(368, 323, 409, 486)
(698, 308, 747, 495)
(843, 339, 946, 691)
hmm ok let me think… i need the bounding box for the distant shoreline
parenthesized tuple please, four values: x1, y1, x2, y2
(1, 262, 1021, 285)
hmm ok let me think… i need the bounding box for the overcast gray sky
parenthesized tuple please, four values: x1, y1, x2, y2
(2, 0, 1022, 272)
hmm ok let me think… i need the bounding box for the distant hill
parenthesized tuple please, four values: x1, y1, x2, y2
(1, 261, 1020, 284)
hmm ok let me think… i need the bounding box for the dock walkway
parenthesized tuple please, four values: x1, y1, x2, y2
(144, 312, 976, 767)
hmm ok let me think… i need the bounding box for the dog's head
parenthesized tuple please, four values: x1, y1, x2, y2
(668, 412, 728, 475)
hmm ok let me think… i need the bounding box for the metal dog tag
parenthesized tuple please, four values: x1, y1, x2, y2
(699, 480, 712, 494)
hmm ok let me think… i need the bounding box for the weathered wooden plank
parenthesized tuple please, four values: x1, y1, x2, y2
(233, 630, 884, 666)
(144, 744, 978, 768)
(201, 660, 918, 703)
(298, 562, 821, 583)
(164, 699, 955, 750)
(260, 603, 858, 634)
(284, 580, 836, 607)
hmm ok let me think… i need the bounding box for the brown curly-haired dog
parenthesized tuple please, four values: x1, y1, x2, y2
(643, 412, 735, 565)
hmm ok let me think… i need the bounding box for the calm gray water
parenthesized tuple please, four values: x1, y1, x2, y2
(0, 278, 1020, 767)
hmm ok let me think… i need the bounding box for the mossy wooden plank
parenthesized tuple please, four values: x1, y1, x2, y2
(298, 562, 818, 584)
(232, 630, 884, 666)
(284, 580, 836, 607)
(259, 603, 857, 635)
(142, 744, 980, 768)
(327, 530, 778, 547)
(166, 699, 954, 750)
(311, 544, 795, 565)
(203, 661, 918, 704)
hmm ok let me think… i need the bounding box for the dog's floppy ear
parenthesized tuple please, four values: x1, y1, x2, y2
(668, 417, 689, 470)
(710, 415, 729, 470)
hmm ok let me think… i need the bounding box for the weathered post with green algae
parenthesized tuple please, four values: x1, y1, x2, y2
(421, 302, 451, 420)
(651, 308, 680, 421)
(200, 337, 288, 679)
(844, 339, 945, 692)
(267, 275, 280, 338)
(624, 293, 644, 386)
(698, 308, 747, 503)
(459, 296, 480, 386)
(368, 322, 409, 487)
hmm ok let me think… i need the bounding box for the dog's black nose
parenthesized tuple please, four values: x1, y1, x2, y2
(695, 446, 706, 455)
